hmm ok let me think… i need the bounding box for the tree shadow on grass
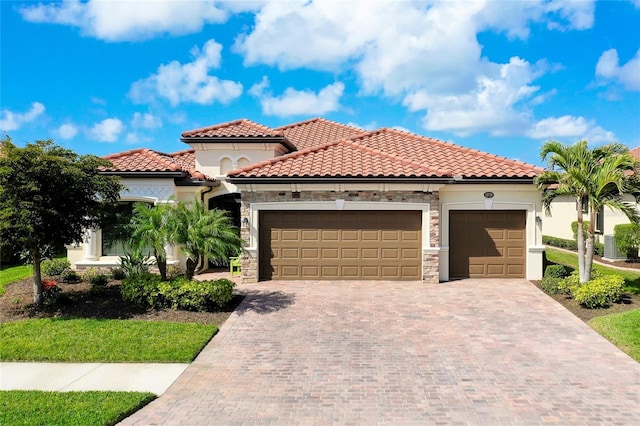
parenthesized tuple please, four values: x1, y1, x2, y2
(234, 290, 295, 315)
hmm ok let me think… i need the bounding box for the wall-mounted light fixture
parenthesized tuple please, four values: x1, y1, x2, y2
(535, 216, 542, 226)
(242, 217, 249, 228)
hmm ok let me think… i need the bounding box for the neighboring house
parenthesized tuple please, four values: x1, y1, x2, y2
(68, 117, 546, 283)
(541, 146, 640, 258)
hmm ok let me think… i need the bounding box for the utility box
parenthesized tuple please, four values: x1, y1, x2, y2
(603, 234, 626, 261)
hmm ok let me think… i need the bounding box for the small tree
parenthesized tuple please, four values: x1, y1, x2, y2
(0, 138, 122, 304)
(129, 202, 169, 280)
(535, 140, 640, 283)
(167, 200, 242, 280)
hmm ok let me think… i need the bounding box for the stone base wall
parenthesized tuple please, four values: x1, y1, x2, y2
(239, 189, 440, 284)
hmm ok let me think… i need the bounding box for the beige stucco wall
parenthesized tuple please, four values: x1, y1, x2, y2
(439, 184, 544, 281)
(542, 194, 638, 240)
(184, 142, 290, 178)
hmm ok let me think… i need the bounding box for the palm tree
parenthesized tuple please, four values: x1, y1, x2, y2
(535, 140, 640, 283)
(167, 200, 242, 280)
(129, 202, 169, 280)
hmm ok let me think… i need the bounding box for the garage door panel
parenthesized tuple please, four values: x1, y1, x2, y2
(322, 230, 339, 240)
(281, 248, 299, 259)
(321, 248, 339, 259)
(382, 248, 400, 259)
(259, 211, 421, 280)
(281, 230, 299, 241)
(301, 248, 319, 259)
(450, 211, 525, 279)
(361, 248, 379, 259)
(341, 248, 359, 259)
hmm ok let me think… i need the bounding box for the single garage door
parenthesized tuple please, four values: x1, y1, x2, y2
(449, 210, 526, 278)
(259, 211, 421, 280)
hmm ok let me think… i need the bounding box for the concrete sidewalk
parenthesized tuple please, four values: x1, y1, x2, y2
(0, 362, 188, 394)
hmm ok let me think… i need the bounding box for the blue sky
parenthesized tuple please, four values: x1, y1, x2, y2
(1, 0, 639, 167)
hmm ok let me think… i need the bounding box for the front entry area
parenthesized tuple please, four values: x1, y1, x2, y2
(259, 211, 422, 280)
(449, 210, 526, 278)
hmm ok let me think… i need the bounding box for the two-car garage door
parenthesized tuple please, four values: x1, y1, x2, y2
(257, 209, 526, 281)
(259, 211, 422, 280)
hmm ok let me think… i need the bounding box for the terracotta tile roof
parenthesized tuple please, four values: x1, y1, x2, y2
(102, 148, 212, 181)
(228, 128, 542, 179)
(630, 147, 640, 161)
(276, 117, 367, 150)
(181, 118, 283, 139)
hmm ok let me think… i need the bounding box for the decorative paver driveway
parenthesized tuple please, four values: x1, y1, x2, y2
(121, 279, 640, 425)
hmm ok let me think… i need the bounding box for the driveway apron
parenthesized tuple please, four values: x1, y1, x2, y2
(121, 279, 640, 425)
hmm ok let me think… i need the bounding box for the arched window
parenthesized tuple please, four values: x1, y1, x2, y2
(220, 157, 233, 175)
(237, 157, 250, 168)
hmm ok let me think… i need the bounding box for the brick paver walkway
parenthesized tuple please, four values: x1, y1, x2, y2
(121, 279, 640, 425)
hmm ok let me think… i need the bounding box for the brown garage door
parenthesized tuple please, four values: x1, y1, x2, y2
(259, 211, 421, 280)
(449, 211, 526, 278)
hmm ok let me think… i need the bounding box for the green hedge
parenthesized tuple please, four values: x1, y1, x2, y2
(543, 235, 604, 256)
(121, 274, 235, 312)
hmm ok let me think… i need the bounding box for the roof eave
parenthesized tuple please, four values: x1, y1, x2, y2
(227, 176, 537, 184)
(181, 136, 297, 152)
(99, 170, 187, 178)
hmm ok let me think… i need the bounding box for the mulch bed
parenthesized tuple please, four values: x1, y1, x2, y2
(0, 278, 243, 325)
(531, 280, 640, 322)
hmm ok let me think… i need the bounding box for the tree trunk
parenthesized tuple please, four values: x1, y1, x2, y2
(32, 248, 44, 305)
(576, 198, 588, 283)
(584, 209, 596, 281)
(155, 249, 167, 281)
(185, 257, 197, 280)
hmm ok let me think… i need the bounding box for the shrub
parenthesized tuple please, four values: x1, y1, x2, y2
(541, 276, 563, 294)
(119, 250, 155, 278)
(573, 275, 624, 308)
(121, 275, 235, 311)
(121, 273, 163, 308)
(60, 269, 81, 283)
(542, 235, 604, 256)
(41, 258, 71, 276)
(614, 223, 640, 260)
(110, 267, 126, 280)
(166, 265, 183, 280)
(543, 235, 578, 251)
(544, 264, 571, 279)
(571, 221, 590, 241)
(558, 270, 601, 295)
(42, 280, 61, 305)
(89, 273, 109, 287)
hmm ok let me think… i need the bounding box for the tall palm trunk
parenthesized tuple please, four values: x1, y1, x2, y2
(576, 197, 588, 283)
(583, 209, 597, 281)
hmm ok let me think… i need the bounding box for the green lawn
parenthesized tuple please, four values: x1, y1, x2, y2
(0, 318, 217, 363)
(589, 309, 640, 362)
(0, 264, 32, 295)
(545, 248, 640, 294)
(0, 390, 154, 426)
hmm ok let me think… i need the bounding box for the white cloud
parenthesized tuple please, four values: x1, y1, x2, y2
(527, 115, 615, 143)
(404, 57, 542, 136)
(132, 112, 162, 129)
(251, 78, 344, 117)
(234, 1, 595, 136)
(91, 118, 124, 142)
(596, 48, 640, 91)
(56, 123, 78, 140)
(347, 121, 376, 131)
(0, 102, 45, 131)
(130, 40, 242, 106)
(19, 0, 228, 42)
